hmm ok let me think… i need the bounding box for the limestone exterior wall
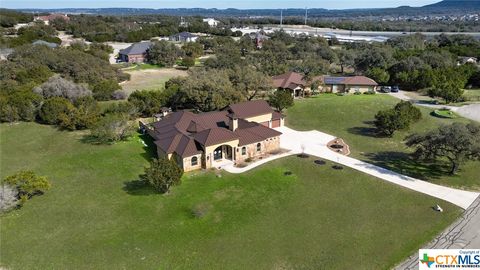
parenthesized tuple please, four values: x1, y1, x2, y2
(244, 113, 273, 125)
(234, 136, 280, 162)
(181, 153, 203, 172)
(345, 85, 375, 93)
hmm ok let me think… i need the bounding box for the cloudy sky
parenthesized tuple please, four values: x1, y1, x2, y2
(2, 0, 439, 9)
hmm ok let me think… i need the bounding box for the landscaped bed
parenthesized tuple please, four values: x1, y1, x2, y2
(0, 122, 461, 269)
(432, 108, 457, 118)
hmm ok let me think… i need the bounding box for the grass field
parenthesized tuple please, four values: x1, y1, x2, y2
(121, 68, 188, 94)
(0, 123, 461, 269)
(286, 94, 480, 190)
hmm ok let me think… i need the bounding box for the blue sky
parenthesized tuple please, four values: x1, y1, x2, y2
(1, 0, 438, 9)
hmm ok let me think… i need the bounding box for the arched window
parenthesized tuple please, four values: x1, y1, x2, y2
(241, 147, 246, 155)
(191, 156, 198, 166)
(256, 143, 261, 152)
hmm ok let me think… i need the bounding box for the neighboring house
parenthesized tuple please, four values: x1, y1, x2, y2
(118, 41, 152, 63)
(169, 32, 198, 42)
(34, 14, 69, 25)
(457, 56, 478, 65)
(145, 100, 285, 172)
(272, 71, 322, 97)
(249, 31, 270, 49)
(32, 40, 59, 48)
(202, 18, 220, 27)
(323, 76, 378, 93)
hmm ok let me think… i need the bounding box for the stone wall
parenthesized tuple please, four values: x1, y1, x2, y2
(235, 136, 280, 162)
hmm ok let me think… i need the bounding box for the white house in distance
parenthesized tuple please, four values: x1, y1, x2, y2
(203, 18, 220, 27)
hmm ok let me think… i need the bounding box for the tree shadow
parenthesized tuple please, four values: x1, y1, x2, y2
(347, 120, 381, 138)
(122, 179, 157, 196)
(79, 135, 107, 145)
(362, 151, 449, 180)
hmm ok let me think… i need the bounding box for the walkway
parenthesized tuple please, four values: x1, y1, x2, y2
(388, 91, 480, 122)
(223, 126, 479, 209)
(395, 195, 480, 269)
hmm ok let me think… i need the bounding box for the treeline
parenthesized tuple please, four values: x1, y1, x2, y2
(0, 9, 33, 28)
(53, 14, 234, 43)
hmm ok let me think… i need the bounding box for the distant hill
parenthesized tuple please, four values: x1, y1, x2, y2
(423, 0, 480, 9)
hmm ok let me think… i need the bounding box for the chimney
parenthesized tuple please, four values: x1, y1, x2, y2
(228, 114, 238, 132)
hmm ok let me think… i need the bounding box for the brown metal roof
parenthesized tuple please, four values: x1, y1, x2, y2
(272, 71, 323, 90)
(343, 76, 378, 86)
(227, 100, 273, 119)
(151, 100, 282, 158)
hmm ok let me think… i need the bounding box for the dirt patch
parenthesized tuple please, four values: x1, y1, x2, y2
(121, 68, 188, 95)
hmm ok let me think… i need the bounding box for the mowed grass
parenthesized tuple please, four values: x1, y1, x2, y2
(121, 68, 187, 94)
(286, 94, 480, 190)
(0, 123, 461, 269)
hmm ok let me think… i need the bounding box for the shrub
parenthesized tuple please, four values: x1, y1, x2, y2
(128, 90, 165, 117)
(39, 97, 75, 125)
(33, 75, 92, 101)
(91, 80, 121, 101)
(111, 90, 128, 100)
(2, 171, 51, 204)
(374, 101, 422, 136)
(90, 113, 135, 143)
(141, 158, 183, 194)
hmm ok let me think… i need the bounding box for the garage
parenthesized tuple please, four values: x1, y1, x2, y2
(271, 119, 281, 128)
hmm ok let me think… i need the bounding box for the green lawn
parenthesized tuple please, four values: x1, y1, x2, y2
(286, 94, 480, 190)
(0, 123, 461, 269)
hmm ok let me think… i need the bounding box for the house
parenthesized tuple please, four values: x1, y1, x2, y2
(202, 18, 220, 27)
(145, 100, 285, 172)
(34, 14, 69, 25)
(457, 56, 478, 65)
(32, 40, 59, 48)
(118, 41, 152, 63)
(169, 32, 198, 42)
(249, 31, 270, 49)
(272, 71, 322, 97)
(323, 76, 378, 93)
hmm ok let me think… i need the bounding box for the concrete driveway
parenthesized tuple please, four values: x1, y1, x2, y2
(389, 91, 480, 122)
(275, 126, 479, 209)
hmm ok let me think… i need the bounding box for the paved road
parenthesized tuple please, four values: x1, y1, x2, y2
(224, 126, 479, 209)
(388, 91, 480, 123)
(395, 195, 480, 270)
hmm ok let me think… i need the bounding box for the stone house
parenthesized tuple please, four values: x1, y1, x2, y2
(146, 100, 285, 172)
(118, 41, 152, 63)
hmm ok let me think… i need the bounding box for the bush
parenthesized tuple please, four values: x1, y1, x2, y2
(33, 75, 92, 101)
(90, 113, 135, 143)
(111, 90, 128, 100)
(374, 101, 422, 136)
(128, 90, 165, 117)
(91, 80, 121, 101)
(141, 158, 183, 194)
(39, 97, 75, 125)
(2, 171, 51, 204)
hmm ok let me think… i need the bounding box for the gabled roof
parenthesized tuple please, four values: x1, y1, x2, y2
(119, 41, 152, 55)
(193, 128, 238, 147)
(227, 100, 273, 119)
(272, 71, 323, 90)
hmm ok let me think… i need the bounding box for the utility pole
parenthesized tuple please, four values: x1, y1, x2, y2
(280, 10, 283, 28)
(304, 7, 308, 26)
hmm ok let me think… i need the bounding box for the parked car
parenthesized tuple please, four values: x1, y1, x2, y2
(391, 86, 400, 92)
(381, 86, 392, 93)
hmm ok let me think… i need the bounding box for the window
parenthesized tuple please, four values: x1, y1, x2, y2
(191, 156, 198, 166)
(241, 147, 246, 155)
(256, 143, 261, 152)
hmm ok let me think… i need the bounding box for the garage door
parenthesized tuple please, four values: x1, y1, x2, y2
(260, 121, 269, 127)
(271, 119, 281, 128)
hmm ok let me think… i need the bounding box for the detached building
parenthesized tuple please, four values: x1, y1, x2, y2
(118, 41, 152, 63)
(202, 18, 220, 27)
(145, 100, 284, 172)
(169, 32, 198, 42)
(323, 76, 378, 93)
